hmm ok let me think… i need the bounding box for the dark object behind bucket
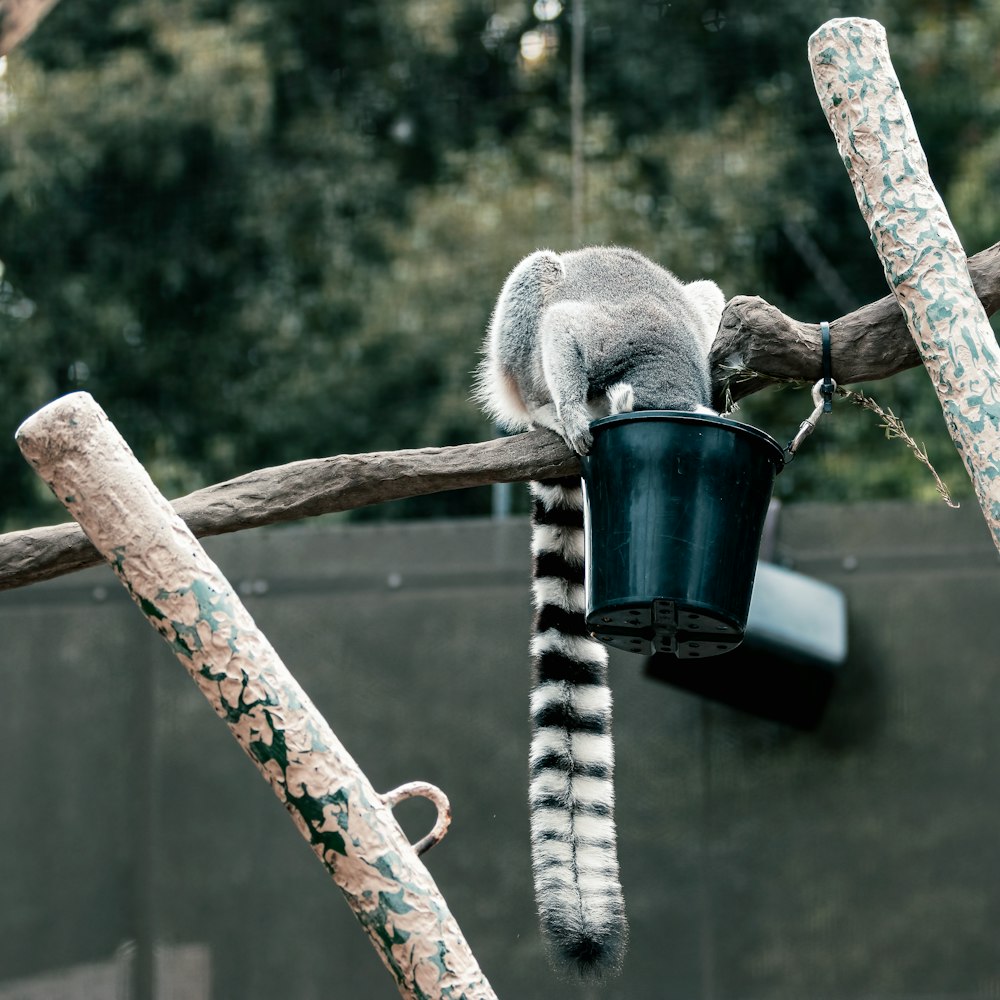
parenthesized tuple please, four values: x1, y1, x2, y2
(646, 561, 848, 728)
(581, 411, 784, 659)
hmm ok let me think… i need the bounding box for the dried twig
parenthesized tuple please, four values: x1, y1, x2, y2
(839, 387, 958, 508)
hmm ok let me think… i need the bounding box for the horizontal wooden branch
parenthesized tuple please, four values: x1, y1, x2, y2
(711, 239, 1000, 408)
(4, 238, 999, 594)
(0, 429, 579, 592)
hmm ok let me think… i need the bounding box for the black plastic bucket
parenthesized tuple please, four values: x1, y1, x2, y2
(580, 411, 785, 659)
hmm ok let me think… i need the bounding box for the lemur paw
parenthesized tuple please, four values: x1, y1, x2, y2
(559, 411, 594, 455)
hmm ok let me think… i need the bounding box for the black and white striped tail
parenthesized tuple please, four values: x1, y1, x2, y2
(528, 476, 628, 978)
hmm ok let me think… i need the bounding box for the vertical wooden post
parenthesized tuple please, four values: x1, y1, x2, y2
(809, 17, 1000, 550)
(16, 392, 498, 1000)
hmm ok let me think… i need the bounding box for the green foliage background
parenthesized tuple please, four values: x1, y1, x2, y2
(2, 0, 998, 529)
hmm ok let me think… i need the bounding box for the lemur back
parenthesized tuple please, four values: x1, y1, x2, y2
(475, 247, 724, 979)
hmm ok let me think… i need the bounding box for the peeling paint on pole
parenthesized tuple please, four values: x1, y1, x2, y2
(809, 18, 1000, 548)
(15, 392, 497, 1000)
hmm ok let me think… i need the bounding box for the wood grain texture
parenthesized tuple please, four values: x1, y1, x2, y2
(711, 241, 1000, 408)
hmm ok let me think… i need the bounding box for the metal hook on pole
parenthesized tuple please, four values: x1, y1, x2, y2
(380, 781, 452, 856)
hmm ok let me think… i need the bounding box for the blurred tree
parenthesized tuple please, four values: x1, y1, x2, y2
(0, 0, 402, 524)
(1, 0, 998, 529)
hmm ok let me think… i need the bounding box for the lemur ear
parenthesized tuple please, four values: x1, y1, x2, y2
(607, 382, 635, 415)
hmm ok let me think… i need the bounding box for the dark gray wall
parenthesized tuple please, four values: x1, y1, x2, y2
(2, 502, 999, 999)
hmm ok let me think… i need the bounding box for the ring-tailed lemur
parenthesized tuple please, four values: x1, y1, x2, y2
(474, 246, 724, 978)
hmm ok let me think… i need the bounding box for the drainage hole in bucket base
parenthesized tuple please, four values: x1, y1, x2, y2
(594, 632, 654, 655)
(674, 634, 743, 659)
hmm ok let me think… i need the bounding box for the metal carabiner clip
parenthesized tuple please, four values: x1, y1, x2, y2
(786, 377, 837, 458)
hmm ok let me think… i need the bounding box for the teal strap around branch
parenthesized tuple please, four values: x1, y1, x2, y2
(784, 322, 837, 460)
(820, 320, 834, 412)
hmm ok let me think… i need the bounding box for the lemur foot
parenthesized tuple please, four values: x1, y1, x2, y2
(559, 408, 594, 455)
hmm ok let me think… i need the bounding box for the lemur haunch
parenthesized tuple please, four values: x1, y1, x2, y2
(474, 246, 724, 978)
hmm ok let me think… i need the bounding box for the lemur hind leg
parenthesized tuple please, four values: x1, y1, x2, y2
(537, 301, 605, 455)
(474, 250, 564, 431)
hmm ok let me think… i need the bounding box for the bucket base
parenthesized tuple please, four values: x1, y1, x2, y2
(586, 598, 744, 659)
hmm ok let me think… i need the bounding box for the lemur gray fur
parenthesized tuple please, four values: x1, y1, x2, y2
(474, 246, 725, 978)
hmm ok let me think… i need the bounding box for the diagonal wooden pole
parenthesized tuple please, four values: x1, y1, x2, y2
(809, 17, 1000, 551)
(0, 0, 62, 55)
(15, 391, 498, 1000)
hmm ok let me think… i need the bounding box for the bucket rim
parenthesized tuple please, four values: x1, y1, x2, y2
(590, 409, 785, 463)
